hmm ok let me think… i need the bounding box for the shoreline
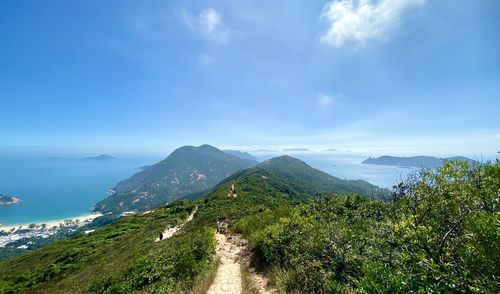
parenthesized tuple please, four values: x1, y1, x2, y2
(0, 212, 103, 233)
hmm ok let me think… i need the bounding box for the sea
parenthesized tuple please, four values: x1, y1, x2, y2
(0, 156, 155, 226)
(0, 152, 421, 226)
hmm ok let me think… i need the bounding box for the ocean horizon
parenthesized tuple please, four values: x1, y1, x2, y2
(0, 152, 421, 226)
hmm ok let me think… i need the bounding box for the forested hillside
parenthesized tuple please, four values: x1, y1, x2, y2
(1, 160, 498, 293)
(94, 145, 256, 213)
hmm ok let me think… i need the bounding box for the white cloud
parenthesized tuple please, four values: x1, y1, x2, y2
(317, 93, 335, 109)
(320, 0, 426, 48)
(183, 8, 229, 43)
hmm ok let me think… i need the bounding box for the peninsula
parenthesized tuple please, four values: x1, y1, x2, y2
(362, 155, 477, 168)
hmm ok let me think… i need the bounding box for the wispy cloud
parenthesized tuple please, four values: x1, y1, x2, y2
(320, 0, 426, 48)
(317, 93, 336, 109)
(183, 8, 229, 43)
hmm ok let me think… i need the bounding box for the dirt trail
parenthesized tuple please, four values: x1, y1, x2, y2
(207, 233, 243, 294)
(207, 232, 273, 294)
(154, 206, 197, 242)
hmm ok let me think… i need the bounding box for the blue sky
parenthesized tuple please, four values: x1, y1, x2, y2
(0, 0, 499, 157)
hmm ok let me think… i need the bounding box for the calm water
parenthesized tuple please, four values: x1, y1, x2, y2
(0, 152, 417, 226)
(0, 157, 155, 225)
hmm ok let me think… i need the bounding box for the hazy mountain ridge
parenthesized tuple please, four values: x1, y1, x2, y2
(222, 149, 259, 164)
(93, 145, 256, 213)
(362, 155, 477, 168)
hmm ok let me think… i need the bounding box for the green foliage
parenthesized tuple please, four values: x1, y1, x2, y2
(89, 226, 215, 293)
(257, 155, 390, 199)
(235, 161, 499, 293)
(0, 215, 123, 262)
(0, 201, 216, 293)
(237, 195, 388, 293)
(382, 161, 500, 293)
(94, 144, 256, 213)
(1, 160, 498, 293)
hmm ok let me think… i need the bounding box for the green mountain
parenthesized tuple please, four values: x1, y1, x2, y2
(0, 160, 498, 293)
(93, 145, 256, 213)
(255, 155, 389, 199)
(362, 155, 477, 168)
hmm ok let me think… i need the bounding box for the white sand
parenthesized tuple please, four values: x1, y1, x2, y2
(0, 212, 103, 233)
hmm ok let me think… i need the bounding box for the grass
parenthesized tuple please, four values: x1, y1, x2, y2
(0, 200, 217, 293)
(189, 257, 220, 294)
(240, 263, 262, 294)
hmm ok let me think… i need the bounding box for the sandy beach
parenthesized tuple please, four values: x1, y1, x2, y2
(0, 212, 103, 233)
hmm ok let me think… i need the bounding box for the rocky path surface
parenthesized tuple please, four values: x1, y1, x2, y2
(207, 233, 243, 294)
(154, 206, 197, 242)
(207, 232, 274, 294)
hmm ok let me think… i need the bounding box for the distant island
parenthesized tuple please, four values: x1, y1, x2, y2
(0, 195, 21, 206)
(81, 154, 115, 161)
(282, 148, 311, 152)
(249, 149, 279, 152)
(323, 148, 338, 152)
(223, 150, 259, 163)
(362, 155, 477, 168)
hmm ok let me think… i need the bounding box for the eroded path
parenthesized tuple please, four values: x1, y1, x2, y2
(207, 233, 243, 294)
(207, 232, 274, 294)
(154, 206, 197, 242)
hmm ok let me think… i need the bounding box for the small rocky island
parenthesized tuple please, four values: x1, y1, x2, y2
(81, 154, 115, 161)
(0, 195, 21, 206)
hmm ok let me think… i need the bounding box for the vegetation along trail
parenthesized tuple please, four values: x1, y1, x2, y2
(154, 206, 197, 242)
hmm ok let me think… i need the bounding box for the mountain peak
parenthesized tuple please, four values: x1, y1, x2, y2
(253, 155, 389, 200)
(93, 144, 256, 213)
(259, 155, 307, 167)
(198, 144, 219, 150)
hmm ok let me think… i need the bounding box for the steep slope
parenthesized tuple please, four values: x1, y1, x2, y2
(0, 161, 313, 294)
(94, 145, 256, 213)
(0, 201, 215, 294)
(362, 155, 477, 168)
(256, 155, 389, 199)
(1, 160, 497, 294)
(0, 155, 389, 294)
